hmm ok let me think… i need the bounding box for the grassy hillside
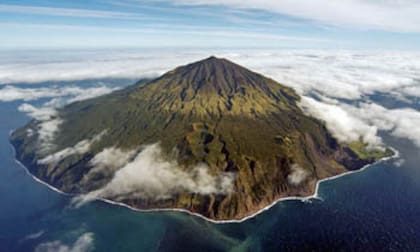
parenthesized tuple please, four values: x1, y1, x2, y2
(11, 57, 392, 220)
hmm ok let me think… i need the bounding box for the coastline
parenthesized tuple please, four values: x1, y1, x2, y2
(9, 130, 400, 224)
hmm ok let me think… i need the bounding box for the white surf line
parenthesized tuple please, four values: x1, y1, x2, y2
(9, 129, 400, 224)
(9, 138, 73, 196)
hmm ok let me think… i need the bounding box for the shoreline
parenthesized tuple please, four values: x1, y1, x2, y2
(9, 130, 400, 224)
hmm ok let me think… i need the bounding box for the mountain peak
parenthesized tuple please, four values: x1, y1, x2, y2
(204, 55, 221, 60)
(131, 56, 300, 117)
(199, 55, 227, 63)
(182, 55, 237, 71)
(162, 56, 269, 94)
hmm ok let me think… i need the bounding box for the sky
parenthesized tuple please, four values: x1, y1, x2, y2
(1, 0, 420, 50)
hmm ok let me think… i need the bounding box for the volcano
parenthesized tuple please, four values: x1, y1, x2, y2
(11, 56, 391, 221)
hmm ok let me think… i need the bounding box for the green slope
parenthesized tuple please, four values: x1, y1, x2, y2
(11, 56, 392, 220)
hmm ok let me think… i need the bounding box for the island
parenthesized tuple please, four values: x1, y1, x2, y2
(11, 56, 393, 221)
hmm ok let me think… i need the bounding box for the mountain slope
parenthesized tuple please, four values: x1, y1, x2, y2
(11, 56, 391, 220)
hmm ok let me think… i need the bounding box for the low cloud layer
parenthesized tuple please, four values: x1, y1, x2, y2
(34, 232, 94, 252)
(0, 85, 117, 102)
(2, 50, 420, 103)
(18, 103, 62, 153)
(299, 96, 383, 148)
(90, 147, 136, 170)
(344, 103, 420, 148)
(0, 50, 201, 84)
(287, 164, 309, 186)
(13, 82, 117, 154)
(38, 131, 107, 164)
(235, 51, 420, 101)
(300, 95, 420, 149)
(18, 103, 57, 121)
(82, 147, 138, 183)
(75, 144, 235, 205)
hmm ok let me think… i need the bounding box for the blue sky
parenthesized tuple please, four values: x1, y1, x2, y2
(1, 0, 420, 49)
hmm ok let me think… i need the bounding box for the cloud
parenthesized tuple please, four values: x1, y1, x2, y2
(75, 143, 235, 205)
(82, 147, 138, 182)
(344, 102, 420, 148)
(14, 83, 117, 153)
(2, 50, 419, 103)
(0, 50, 186, 84)
(38, 131, 107, 164)
(34, 232, 94, 252)
(287, 164, 309, 186)
(231, 51, 420, 100)
(18, 103, 57, 120)
(300, 95, 420, 149)
(299, 96, 383, 148)
(18, 103, 62, 152)
(398, 85, 420, 99)
(0, 86, 61, 102)
(66, 86, 118, 103)
(172, 0, 420, 32)
(0, 4, 146, 20)
(0, 85, 117, 102)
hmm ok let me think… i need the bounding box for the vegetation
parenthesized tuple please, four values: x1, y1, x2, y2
(348, 141, 393, 160)
(11, 56, 392, 220)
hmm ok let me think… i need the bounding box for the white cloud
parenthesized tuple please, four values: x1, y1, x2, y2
(66, 86, 118, 103)
(18, 103, 62, 152)
(300, 95, 420, 149)
(36, 119, 63, 153)
(0, 4, 145, 20)
(75, 143, 235, 205)
(345, 102, 420, 147)
(0, 85, 117, 102)
(287, 164, 309, 186)
(38, 131, 107, 164)
(2, 50, 419, 103)
(299, 96, 383, 148)
(18, 103, 57, 121)
(13, 83, 117, 154)
(172, 0, 420, 32)
(82, 147, 138, 181)
(34, 232, 94, 252)
(8, 49, 420, 162)
(0, 85, 60, 101)
(229, 50, 420, 100)
(0, 50, 185, 84)
(399, 85, 420, 98)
